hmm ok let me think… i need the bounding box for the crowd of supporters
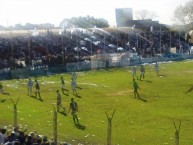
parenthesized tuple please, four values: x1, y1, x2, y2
(0, 127, 71, 145)
(0, 27, 190, 70)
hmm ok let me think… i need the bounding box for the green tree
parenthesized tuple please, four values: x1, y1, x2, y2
(173, 0, 193, 25)
(135, 9, 158, 20)
(59, 15, 109, 28)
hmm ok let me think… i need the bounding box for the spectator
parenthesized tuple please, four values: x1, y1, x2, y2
(0, 128, 7, 144)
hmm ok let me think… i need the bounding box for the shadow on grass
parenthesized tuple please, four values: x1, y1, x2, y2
(135, 96, 147, 102)
(0, 99, 6, 103)
(63, 93, 69, 96)
(1, 92, 10, 95)
(76, 86, 82, 89)
(185, 85, 193, 94)
(30, 95, 43, 102)
(58, 111, 67, 116)
(62, 89, 69, 96)
(138, 97, 147, 102)
(140, 80, 152, 83)
(75, 123, 86, 130)
(74, 94, 82, 98)
(0, 92, 10, 103)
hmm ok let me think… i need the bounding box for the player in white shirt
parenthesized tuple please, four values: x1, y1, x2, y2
(27, 78, 33, 96)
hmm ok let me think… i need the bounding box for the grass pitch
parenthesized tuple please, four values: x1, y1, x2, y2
(1, 60, 193, 145)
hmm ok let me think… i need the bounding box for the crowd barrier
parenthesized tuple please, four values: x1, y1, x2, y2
(0, 53, 193, 80)
(0, 68, 11, 80)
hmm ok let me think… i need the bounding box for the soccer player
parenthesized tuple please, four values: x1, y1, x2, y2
(0, 82, 3, 93)
(27, 78, 33, 96)
(133, 79, 140, 99)
(139, 65, 145, 80)
(72, 71, 77, 81)
(69, 98, 79, 125)
(131, 65, 138, 79)
(34, 79, 42, 100)
(0, 81, 9, 96)
(56, 90, 65, 112)
(154, 62, 159, 76)
(61, 76, 68, 95)
(71, 78, 77, 95)
(0, 82, 5, 102)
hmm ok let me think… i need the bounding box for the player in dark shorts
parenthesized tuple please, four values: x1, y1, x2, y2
(35, 79, 42, 100)
(61, 76, 68, 95)
(56, 90, 65, 112)
(133, 79, 140, 99)
(69, 98, 79, 125)
(139, 65, 145, 80)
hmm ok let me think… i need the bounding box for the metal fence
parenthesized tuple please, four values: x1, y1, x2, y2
(1, 52, 193, 80)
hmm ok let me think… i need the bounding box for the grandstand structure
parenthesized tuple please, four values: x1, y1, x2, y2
(0, 25, 191, 80)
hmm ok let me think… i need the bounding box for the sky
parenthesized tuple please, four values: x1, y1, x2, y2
(0, 0, 190, 27)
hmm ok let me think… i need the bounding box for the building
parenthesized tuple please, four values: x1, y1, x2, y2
(115, 8, 169, 31)
(115, 8, 133, 27)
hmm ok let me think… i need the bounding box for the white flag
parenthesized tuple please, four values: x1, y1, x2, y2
(132, 25, 135, 30)
(150, 26, 153, 32)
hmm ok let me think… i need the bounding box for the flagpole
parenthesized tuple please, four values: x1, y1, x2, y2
(28, 31, 31, 67)
(75, 29, 79, 65)
(160, 26, 161, 53)
(46, 29, 48, 55)
(136, 33, 138, 48)
(132, 24, 135, 52)
(150, 26, 153, 56)
(11, 30, 13, 69)
(117, 31, 119, 49)
(104, 33, 106, 53)
(170, 31, 171, 49)
(90, 41, 92, 56)
(179, 27, 180, 47)
(62, 30, 64, 64)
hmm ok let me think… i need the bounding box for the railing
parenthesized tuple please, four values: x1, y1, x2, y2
(0, 53, 193, 80)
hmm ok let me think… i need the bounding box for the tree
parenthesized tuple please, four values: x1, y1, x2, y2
(36, 23, 55, 29)
(173, 0, 193, 25)
(14, 24, 24, 30)
(135, 9, 158, 20)
(0, 25, 6, 30)
(24, 23, 37, 30)
(59, 15, 109, 28)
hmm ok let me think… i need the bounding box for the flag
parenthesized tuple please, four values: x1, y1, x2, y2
(132, 25, 135, 30)
(28, 31, 30, 49)
(150, 26, 153, 32)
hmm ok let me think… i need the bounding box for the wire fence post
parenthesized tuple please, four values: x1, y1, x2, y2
(105, 109, 115, 145)
(52, 105, 58, 145)
(11, 97, 20, 128)
(173, 120, 181, 145)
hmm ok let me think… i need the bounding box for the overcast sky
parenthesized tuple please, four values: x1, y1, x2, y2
(0, 0, 189, 27)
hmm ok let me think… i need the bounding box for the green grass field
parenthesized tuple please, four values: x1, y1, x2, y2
(1, 60, 193, 145)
